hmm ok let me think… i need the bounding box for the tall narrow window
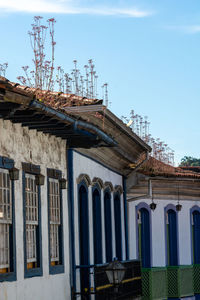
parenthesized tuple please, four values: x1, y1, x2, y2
(79, 184, 90, 296)
(48, 172, 64, 274)
(25, 174, 39, 268)
(137, 207, 151, 268)
(23, 163, 42, 278)
(104, 190, 112, 262)
(0, 170, 12, 272)
(166, 209, 178, 266)
(0, 168, 16, 281)
(93, 187, 102, 264)
(192, 210, 200, 264)
(114, 193, 122, 261)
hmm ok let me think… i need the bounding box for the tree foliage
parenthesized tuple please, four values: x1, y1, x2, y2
(179, 156, 200, 167)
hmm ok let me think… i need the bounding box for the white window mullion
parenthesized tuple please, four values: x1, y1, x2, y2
(49, 178, 60, 263)
(25, 174, 38, 264)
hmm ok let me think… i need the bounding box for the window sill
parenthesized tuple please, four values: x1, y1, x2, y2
(24, 267, 43, 278)
(0, 271, 16, 282)
(49, 264, 64, 275)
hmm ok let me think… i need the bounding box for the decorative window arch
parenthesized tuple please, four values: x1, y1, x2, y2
(190, 206, 200, 264)
(103, 181, 114, 192)
(92, 177, 104, 190)
(164, 204, 179, 266)
(114, 185, 123, 195)
(76, 174, 91, 187)
(136, 202, 152, 268)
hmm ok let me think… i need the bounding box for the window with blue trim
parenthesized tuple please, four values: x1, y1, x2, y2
(104, 190, 112, 262)
(92, 186, 102, 264)
(192, 209, 200, 264)
(22, 163, 42, 278)
(47, 169, 64, 274)
(0, 157, 16, 281)
(78, 183, 90, 295)
(166, 209, 178, 266)
(137, 208, 151, 268)
(114, 193, 122, 261)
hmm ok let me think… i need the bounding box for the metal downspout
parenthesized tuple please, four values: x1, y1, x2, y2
(29, 100, 117, 147)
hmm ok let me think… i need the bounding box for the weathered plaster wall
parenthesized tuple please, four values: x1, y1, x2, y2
(72, 151, 125, 292)
(0, 119, 71, 300)
(128, 197, 199, 267)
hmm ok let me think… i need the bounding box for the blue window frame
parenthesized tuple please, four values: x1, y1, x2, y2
(47, 168, 64, 275)
(92, 185, 102, 264)
(165, 205, 178, 266)
(136, 203, 151, 268)
(114, 192, 122, 261)
(104, 189, 112, 262)
(22, 163, 43, 278)
(191, 206, 200, 264)
(0, 156, 16, 282)
(78, 181, 90, 295)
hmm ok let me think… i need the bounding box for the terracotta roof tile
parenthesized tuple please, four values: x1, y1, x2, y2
(140, 156, 200, 179)
(0, 76, 103, 107)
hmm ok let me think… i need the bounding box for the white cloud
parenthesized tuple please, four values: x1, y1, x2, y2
(183, 25, 200, 34)
(0, 0, 153, 17)
(167, 25, 200, 34)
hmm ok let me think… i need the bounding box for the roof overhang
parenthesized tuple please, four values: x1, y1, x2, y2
(0, 82, 117, 149)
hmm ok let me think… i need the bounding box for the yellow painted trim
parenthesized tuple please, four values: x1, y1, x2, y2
(96, 283, 113, 291)
(95, 276, 141, 291)
(122, 276, 141, 284)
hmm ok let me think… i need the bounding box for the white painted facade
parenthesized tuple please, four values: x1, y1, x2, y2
(72, 150, 126, 293)
(0, 119, 71, 300)
(128, 197, 200, 267)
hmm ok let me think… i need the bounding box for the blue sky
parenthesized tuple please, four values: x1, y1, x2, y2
(0, 0, 200, 165)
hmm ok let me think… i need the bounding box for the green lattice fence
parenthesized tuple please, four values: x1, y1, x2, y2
(193, 264, 200, 294)
(167, 265, 194, 298)
(142, 267, 167, 300)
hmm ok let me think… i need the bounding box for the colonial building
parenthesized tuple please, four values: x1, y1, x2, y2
(127, 157, 200, 300)
(64, 106, 150, 299)
(0, 77, 150, 300)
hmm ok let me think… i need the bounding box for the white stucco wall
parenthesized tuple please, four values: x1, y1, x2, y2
(0, 119, 71, 300)
(128, 197, 199, 267)
(72, 151, 125, 291)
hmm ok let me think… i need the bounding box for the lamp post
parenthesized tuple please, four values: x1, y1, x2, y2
(105, 258, 126, 298)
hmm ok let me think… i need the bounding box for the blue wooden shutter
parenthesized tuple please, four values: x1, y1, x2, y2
(79, 185, 89, 294)
(104, 192, 112, 262)
(141, 208, 151, 268)
(93, 189, 102, 264)
(193, 211, 200, 264)
(114, 194, 122, 261)
(168, 209, 178, 266)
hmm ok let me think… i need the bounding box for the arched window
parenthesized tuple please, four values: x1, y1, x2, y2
(166, 207, 178, 266)
(78, 184, 89, 295)
(114, 193, 122, 261)
(104, 190, 112, 262)
(137, 205, 151, 268)
(191, 207, 200, 264)
(92, 187, 102, 264)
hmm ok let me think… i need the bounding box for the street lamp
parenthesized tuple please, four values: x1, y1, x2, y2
(105, 259, 126, 296)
